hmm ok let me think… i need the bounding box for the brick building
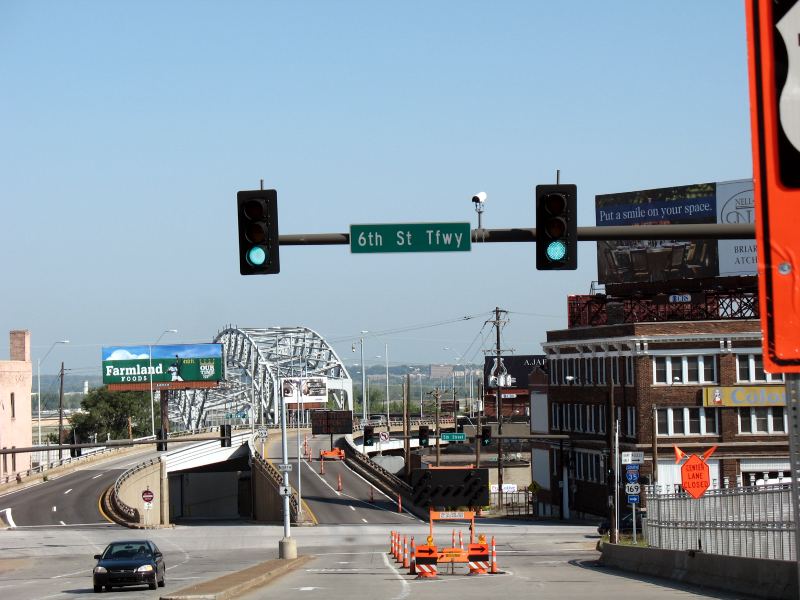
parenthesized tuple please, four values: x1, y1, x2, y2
(0, 330, 33, 480)
(538, 297, 788, 518)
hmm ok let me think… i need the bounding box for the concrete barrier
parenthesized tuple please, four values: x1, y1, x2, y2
(600, 543, 797, 600)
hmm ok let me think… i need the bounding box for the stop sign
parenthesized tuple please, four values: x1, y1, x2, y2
(142, 489, 155, 503)
(680, 454, 711, 499)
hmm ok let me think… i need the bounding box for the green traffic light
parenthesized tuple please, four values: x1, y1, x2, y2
(247, 246, 267, 266)
(546, 240, 567, 261)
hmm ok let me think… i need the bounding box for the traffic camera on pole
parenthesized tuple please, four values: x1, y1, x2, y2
(237, 189, 280, 275)
(363, 425, 375, 447)
(418, 425, 430, 447)
(536, 184, 577, 270)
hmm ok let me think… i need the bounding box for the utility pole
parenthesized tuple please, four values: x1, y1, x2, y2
(404, 375, 411, 479)
(58, 362, 64, 461)
(434, 387, 442, 466)
(491, 307, 508, 509)
(608, 357, 618, 544)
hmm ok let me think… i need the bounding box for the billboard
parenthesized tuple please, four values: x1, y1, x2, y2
(482, 355, 547, 390)
(595, 180, 756, 284)
(102, 343, 223, 390)
(702, 386, 785, 407)
(281, 377, 328, 405)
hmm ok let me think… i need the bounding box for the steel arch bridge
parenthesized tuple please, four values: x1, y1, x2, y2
(169, 326, 353, 429)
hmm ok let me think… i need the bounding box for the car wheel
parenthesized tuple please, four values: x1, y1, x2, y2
(149, 579, 157, 590)
(93, 584, 102, 593)
(105, 585, 113, 592)
(158, 572, 165, 587)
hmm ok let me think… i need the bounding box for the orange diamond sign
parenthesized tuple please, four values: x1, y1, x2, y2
(680, 454, 711, 499)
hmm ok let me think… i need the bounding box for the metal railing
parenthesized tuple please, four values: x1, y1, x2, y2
(248, 434, 302, 521)
(491, 490, 535, 516)
(111, 457, 161, 523)
(644, 482, 795, 561)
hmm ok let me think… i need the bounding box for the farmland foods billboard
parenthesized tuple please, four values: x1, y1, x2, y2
(102, 343, 223, 390)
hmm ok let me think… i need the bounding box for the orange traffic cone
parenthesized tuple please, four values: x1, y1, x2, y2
(490, 536, 498, 574)
(403, 535, 409, 568)
(409, 537, 417, 575)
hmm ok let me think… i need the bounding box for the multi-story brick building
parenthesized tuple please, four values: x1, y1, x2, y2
(538, 288, 788, 518)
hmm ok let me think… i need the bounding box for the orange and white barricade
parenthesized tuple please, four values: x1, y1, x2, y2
(409, 537, 417, 575)
(414, 543, 438, 578)
(467, 540, 490, 575)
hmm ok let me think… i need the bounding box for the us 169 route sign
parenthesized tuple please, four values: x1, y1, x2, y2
(350, 223, 471, 253)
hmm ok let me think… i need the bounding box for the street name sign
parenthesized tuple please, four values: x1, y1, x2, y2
(747, 0, 800, 370)
(440, 432, 466, 442)
(621, 451, 644, 465)
(350, 223, 471, 253)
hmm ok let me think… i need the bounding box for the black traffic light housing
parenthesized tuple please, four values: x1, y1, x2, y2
(220, 424, 232, 447)
(363, 425, 375, 446)
(418, 425, 430, 447)
(480, 425, 492, 447)
(536, 184, 577, 270)
(237, 189, 280, 275)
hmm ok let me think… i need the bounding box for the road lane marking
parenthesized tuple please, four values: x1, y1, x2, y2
(92, 473, 105, 479)
(59, 520, 66, 525)
(1, 508, 16, 528)
(64, 488, 72, 494)
(361, 518, 368, 523)
(350, 506, 356, 511)
(382, 551, 410, 600)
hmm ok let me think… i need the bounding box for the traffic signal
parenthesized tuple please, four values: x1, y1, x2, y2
(237, 189, 280, 275)
(363, 425, 375, 446)
(418, 425, 430, 447)
(536, 184, 577, 270)
(480, 425, 491, 447)
(220, 424, 232, 447)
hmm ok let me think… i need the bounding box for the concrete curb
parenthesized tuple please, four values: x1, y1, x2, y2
(159, 555, 313, 600)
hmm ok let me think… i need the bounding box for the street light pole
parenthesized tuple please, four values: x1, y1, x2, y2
(37, 339, 69, 446)
(360, 331, 368, 422)
(150, 329, 177, 437)
(385, 343, 389, 431)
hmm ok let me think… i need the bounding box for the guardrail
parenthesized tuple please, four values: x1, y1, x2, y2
(111, 457, 161, 523)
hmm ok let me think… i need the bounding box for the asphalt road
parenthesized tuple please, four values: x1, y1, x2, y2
(267, 430, 418, 526)
(0, 448, 158, 528)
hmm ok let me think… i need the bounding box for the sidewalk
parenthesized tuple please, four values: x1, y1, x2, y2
(159, 555, 312, 600)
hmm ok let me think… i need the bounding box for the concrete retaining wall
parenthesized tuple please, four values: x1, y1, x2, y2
(600, 543, 797, 600)
(118, 460, 167, 526)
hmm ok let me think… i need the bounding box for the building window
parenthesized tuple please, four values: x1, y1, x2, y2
(653, 355, 717, 385)
(626, 406, 637, 437)
(625, 356, 635, 386)
(738, 407, 786, 434)
(736, 353, 785, 383)
(656, 407, 719, 436)
(10, 393, 15, 418)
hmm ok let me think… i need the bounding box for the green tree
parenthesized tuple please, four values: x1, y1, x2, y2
(70, 386, 155, 442)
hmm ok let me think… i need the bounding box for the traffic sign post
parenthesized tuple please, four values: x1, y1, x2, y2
(350, 223, 471, 253)
(747, 0, 800, 371)
(141, 489, 155, 503)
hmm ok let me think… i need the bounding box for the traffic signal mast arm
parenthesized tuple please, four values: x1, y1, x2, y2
(278, 223, 754, 246)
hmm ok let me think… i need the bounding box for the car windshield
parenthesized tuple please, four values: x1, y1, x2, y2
(103, 543, 151, 559)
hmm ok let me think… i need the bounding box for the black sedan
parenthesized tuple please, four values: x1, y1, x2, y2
(92, 540, 165, 592)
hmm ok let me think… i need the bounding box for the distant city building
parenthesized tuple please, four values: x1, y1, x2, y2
(0, 330, 33, 479)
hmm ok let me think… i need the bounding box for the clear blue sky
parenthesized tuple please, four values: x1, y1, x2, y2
(1, 1, 752, 378)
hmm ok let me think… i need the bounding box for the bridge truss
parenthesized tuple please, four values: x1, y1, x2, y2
(170, 326, 352, 429)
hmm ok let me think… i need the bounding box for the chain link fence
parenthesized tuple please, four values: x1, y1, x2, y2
(644, 482, 795, 560)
